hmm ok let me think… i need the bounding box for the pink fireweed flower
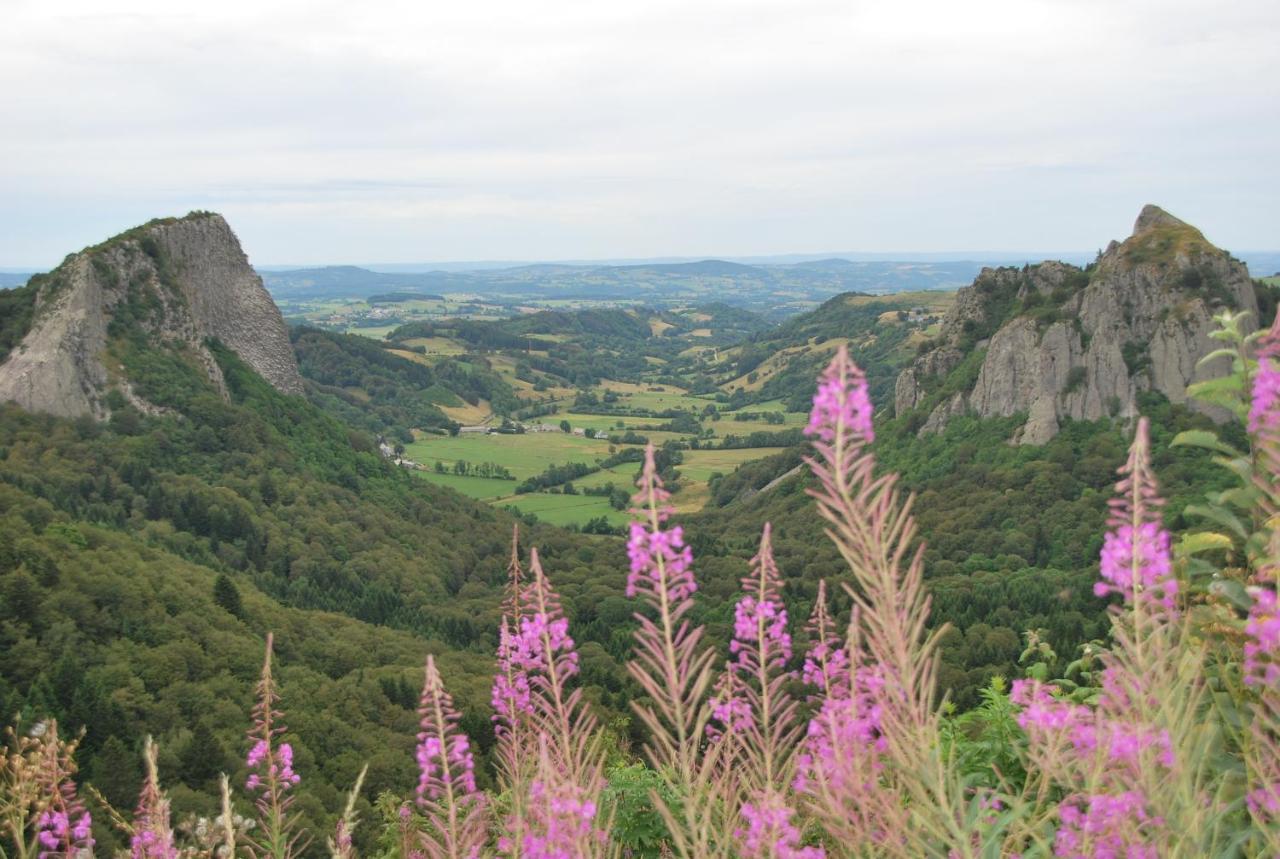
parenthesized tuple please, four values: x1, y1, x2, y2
(708, 524, 804, 788)
(1095, 523, 1176, 611)
(801, 581, 850, 697)
(1096, 418, 1177, 616)
(805, 344, 874, 444)
(736, 795, 825, 859)
(32, 721, 94, 859)
(794, 661, 888, 794)
(727, 524, 793, 671)
(416, 656, 479, 802)
(130, 739, 176, 859)
(1250, 316, 1280, 434)
(627, 446, 696, 602)
(1245, 588, 1280, 687)
(1053, 791, 1161, 859)
(1011, 680, 1175, 769)
(492, 616, 534, 726)
(414, 655, 486, 859)
(246, 741, 300, 792)
(519, 777, 604, 859)
(36, 808, 94, 858)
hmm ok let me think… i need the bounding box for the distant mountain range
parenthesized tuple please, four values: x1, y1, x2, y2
(5, 252, 1276, 311)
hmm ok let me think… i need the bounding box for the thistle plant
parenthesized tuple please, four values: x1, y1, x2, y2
(245, 633, 307, 859)
(414, 655, 486, 859)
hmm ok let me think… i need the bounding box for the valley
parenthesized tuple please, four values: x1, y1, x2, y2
(0, 207, 1277, 855)
(296, 292, 951, 529)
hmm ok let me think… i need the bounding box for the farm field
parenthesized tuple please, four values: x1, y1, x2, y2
(410, 471, 516, 499)
(401, 428, 790, 526)
(405, 431, 613, 479)
(496, 492, 629, 528)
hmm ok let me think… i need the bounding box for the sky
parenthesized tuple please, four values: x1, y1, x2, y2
(1, 0, 1277, 267)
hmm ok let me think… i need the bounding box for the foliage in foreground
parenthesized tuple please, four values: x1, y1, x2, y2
(3, 311, 1279, 857)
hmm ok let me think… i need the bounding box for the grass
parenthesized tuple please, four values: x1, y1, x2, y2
(405, 431, 612, 479)
(402, 336, 468, 356)
(346, 324, 399, 339)
(411, 471, 517, 499)
(498, 493, 629, 527)
(405, 430, 780, 525)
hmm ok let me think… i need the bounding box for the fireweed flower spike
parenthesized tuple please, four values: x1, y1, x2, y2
(245, 633, 307, 859)
(711, 524, 803, 796)
(130, 737, 176, 859)
(800, 580, 849, 698)
(800, 346, 974, 855)
(736, 795, 824, 859)
(414, 655, 486, 859)
(624, 444, 732, 856)
(1012, 417, 1220, 856)
(1249, 313, 1280, 436)
(1095, 418, 1178, 617)
(498, 549, 606, 856)
(492, 532, 537, 851)
(32, 721, 93, 859)
(1249, 314, 1280, 581)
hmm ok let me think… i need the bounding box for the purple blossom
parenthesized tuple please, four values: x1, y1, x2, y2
(1095, 418, 1177, 616)
(1011, 680, 1174, 769)
(805, 345, 874, 444)
(246, 740, 300, 793)
(414, 655, 486, 858)
(626, 448, 696, 602)
(36, 807, 93, 858)
(492, 617, 534, 726)
(1245, 588, 1280, 687)
(708, 524, 796, 749)
(130, 740, 176, 859)
(801, 581, 851, 698)
(1250, 319, 1280, 434)
(736, 796, 825, 859)
(1095, 523, 1176, 612)
(516, 778, 603, 858)
(1053, 791, 1161, 859)
(794, 662, 887, 795)
(32, 722, 94, 859)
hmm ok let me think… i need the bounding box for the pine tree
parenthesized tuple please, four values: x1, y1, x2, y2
(213, 573, 243, 618)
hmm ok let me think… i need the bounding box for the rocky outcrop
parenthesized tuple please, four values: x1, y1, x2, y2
(896, 205, 1258, 444)
(0, 213, 302, 419)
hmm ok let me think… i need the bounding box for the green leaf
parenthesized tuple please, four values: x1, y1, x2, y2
(1183, 503, 1249, 539)
(1208, 578, 1253, 611)
(1169, 429, 1243, 457)
(1176, 531, 1235, 556)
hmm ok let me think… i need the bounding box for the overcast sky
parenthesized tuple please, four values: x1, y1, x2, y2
(2, 0, 1276, 267)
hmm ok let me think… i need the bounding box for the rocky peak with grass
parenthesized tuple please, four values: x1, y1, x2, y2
(895, 205, 1259, 444)
(0, 212, 302, 419)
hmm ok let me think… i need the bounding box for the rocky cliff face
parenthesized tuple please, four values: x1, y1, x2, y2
(0, 213, 302, 419)
(895, 205, 1259, 444)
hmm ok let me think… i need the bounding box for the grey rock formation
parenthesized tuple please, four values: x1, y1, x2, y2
(0, 213, 302, 419)
(896, 205, 1258, 444)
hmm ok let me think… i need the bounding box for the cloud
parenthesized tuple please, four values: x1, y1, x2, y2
(1, 0, 1276, 264)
